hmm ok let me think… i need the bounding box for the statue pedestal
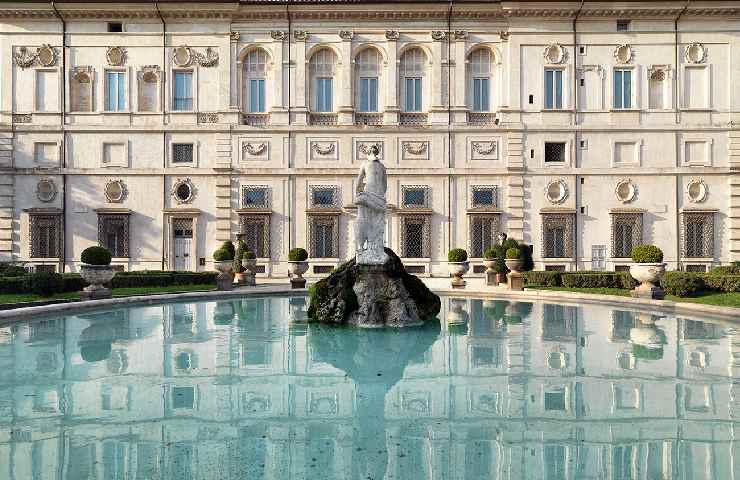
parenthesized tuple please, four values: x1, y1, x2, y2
(349, 263, 425, 328)
(507, 272, 524, 291)
(290, 277, 307, 289)
(486, 270, 497, 286)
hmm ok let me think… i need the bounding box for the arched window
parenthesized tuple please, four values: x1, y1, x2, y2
(400, 48, 426, 112)
(309, 48, 337, 112)
(355, 48, 381, 112)
(468, 49, 493, 111)
(243, 49, 268, 113)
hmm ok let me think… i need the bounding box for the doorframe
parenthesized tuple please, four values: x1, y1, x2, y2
(164, 209, 201, 272)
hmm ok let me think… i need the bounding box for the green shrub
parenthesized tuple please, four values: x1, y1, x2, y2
(448, 248, 468, 262)
(213, 248, 231, 261)
(519, 244, 535, 272)
(30, 272, 64, 297)
(111, 271, 217, 289)
(233, 240, 247, 273)
(243, 250, 256, 260)
(709, 263, 740, 275)
(661, 272, 704, 297)
(505, 247, 521, 259)
(221, 241, 236, 259)
(561, 272, 625, 289)
(619, 271, 639, 289)
(631, 245, 664, 263)
(81, 246, 112, 266)
(483, 247, 497, 260)
(289, 248, 309, 262)
(633, 344, 663, 361)
(523, 271, 561, 286)
(494, 257, 508, 274)
(702, 274, 740, 293)
(502, 238, 519, 251)
(0, 263, 27, 276)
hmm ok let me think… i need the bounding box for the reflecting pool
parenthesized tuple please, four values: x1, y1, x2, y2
(0, 296, 737, 479)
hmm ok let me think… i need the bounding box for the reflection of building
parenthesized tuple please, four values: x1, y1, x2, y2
(0, 297, 737, 479)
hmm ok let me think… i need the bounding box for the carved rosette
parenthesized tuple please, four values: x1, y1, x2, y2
(106, 46, 127, 66)
(339, 30, 354, 41)
(613, 44, 633, 64)
(385, 30, 400, 41)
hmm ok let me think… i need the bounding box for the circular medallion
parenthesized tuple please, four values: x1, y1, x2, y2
(173, 46, 192, 67)
(36, 178, 57, 202)
(545, 179, 568, 204)
(172, 178, 195, 204)
(685, 43, 706, 64)
(543, 43, 566, 64)
(106, 46, 126, 66)
(614, 179, 637, 203)
(686, 178, 708, 203)
(104, 180, 126, 203)
(613, 44, 633, 64)
(37, 44, 57, 67)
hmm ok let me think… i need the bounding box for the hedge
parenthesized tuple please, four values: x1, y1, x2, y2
(702, 274, 740, 293)
(0, 271, 217, 295)
(561, 272, 637, 289)
(661, 272, 704, 297)
(522, 271, 561, 286)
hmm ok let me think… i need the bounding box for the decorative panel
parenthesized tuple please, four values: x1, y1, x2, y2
(400, 140, 430, 161)
(308, 139, 339, 162)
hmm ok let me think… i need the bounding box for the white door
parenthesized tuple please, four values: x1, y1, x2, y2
(173, 218, 194, 271)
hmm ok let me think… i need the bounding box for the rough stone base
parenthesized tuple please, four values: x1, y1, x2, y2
(631, 285, 665, 300)
(216, 273, 234, 291)
(81, 287, 112, 300)
(291, 277, 306, 289)
(349, 265, 424, 328)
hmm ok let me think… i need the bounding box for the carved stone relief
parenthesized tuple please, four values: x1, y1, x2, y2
(104, 179, 127, 203)
(14, 44, 58, 69)
(614, 178, 637, 203)
(106, 46, 127, 66)
(172, 45, 219, 67)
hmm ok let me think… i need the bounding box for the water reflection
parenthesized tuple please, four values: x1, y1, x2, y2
(0, 296, 737, 480)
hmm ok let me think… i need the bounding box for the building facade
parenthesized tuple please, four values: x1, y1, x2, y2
(1, 0, 739, 276)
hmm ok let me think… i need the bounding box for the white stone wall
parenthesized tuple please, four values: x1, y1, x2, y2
(0, 1, 738, 275)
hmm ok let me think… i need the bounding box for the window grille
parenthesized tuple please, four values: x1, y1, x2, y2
(401, 185, 429, 208)
(98, 214, 130, 258)
(310, 186, 339, 208)
(611, 213, 642, 258)
(682, 212, 714, 258)
(471, 186, 497, 208)
(172, 218, 193, 238)
(544, 142, 566, 163)
(399, 215, 430, 258)
(542, 213, 574, 258)
(172, 143, 193, 164)
(685, 265, 706, 273)
(239, 215, 270, 258)
(308, 215, 339, 258)
(29, 214, 62, 258)
(241, 186, 269, 209)
(469, 214, 501, 258)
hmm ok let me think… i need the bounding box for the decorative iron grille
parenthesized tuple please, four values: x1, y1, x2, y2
(401, 185, 429, 208)
(308, 215, 339, 258)
(682, 212, 714, 258)
(29, 214, 62, 258)
(541, 213, 574, 258)
(399, 113, 428, 126)
(469, 214, 501, 258)
(239, 214, 270, 258)
(98, 214, 130, 257)
(309, 113, 338, 126)
(242, 113, 270, 126)
(544, 142, 566, 163)
(467, 112, 496, 125)
(355, 113, 383, 126)
(172, 218, 193, 238)
(471, 185, 498, 208)
(399, 215, 431, 258)
(172, 143, 194, 164)
(610, 213, 642, 258)
(309, 185, 340, 209)
(241, 185, 270, 209)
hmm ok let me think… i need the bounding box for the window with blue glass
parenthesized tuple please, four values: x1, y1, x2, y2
(359, 78, 378, 112)
(244, 49, 268, 113)
(544, 69, 563, 109)
(249, 79, 265, 113)
(315, 77, 333, 112)
(173, 71, 193, 111)
(473, 78, 490, 111)
(105, 71, 126, 111)
(613, 69, 632, 109)
(404, 78, 422, 112)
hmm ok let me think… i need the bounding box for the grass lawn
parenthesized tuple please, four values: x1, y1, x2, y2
(0, 284, 216, 306)
(528, 285, 740, 308)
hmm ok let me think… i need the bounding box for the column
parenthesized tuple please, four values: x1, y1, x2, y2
(292, 31, 309, 125)
(338, 31, 354, 125)
(270, 30, 289, 125)
(229, 32, 240, 111)
(384, 30, 399, 125)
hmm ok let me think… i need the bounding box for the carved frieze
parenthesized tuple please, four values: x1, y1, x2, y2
(385, 30, 400, 41)
(270, 30, 287, 41)
(14, 44, 57, 69)
(172, 45, 219, 67)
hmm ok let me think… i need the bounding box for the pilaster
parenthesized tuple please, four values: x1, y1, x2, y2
(0, 131, 13, 261)
(292, 31, 308, 126)
(507, 175, 525, 242)
(338, 31, 354, 125)
(214, 132, 233, 244)
(271, 31, 289, 125)
(451, 31, 468, 124)
(730, 174, 740, 262)
(384, 31, 399, 125)
(229, 32, 240, 110)
(430, 31, 448, 125)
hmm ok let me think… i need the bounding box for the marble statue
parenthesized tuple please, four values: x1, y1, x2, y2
(354, 145, 389, 265)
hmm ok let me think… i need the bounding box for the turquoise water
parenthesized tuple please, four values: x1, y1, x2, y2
(0, 295, 737, 479)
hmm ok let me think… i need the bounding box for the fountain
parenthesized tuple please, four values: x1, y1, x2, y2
(308, 145, 440, 327)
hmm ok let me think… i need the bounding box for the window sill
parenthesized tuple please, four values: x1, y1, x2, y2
(683, 257, 714, 262)
(680, 108, 712, 112)
(540, 109, 573, 113)
(609, 109, 641, 113)
(101, 111, 131, 115)
(543, 162, 568, 167)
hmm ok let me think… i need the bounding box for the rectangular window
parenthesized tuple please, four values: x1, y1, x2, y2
(105, 71, 126, 111)
(102, 143, 125, 166)
(473, 78, 490, 111)
(470, 215, 500, 258)
(545, 226, 565, 258)
(249, 79, 265, 113)
(614, 223, 633, 258)
(242, 187, 268, 208)
(405, 77, 422, 112)
(472, 187, 496, 207)
(311, 187, 336, 207)
(173, 71, 193, 111)
(402, 187, 427, 208)
(591, 245, 606, 270)
(309, 216, 338, 258)
(172, 386, 194, 409)
(684, 213, 714, 258)
(172, 143, 194, 164)
(34, 143, 57, 165)
(315, 77, 333, 112)
(544, 69, 563, 109)
(400, 216, 429, 258)
(29, 215, 61, 258)
(240, 216, 269, 258)
(98, 214, 130, 258)
(616, 19, 631, 31)
(359, 77, 378, 112)
(613, 69, 632, 109)
(544, 142, 566, 163)
(611, 214, 643, 257)
(35, 70, 59, 112)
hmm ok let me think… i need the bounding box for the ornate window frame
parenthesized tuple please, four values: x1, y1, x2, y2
(399, 214, 431, 259)
(610, 211, 643, 259)
(681, 211, 715, 258)
(97, 211, 131, 258)
(28, 211, 62, 259)
(541, 212, 575, 259)
(238, 213, 271, 258)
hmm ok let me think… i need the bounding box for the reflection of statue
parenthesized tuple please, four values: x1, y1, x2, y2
(354, 145, 388, 265)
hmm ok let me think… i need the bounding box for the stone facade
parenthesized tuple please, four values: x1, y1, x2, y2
(1, 1, 739, 276)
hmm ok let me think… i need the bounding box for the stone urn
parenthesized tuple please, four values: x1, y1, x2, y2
(629, 263, 666, 299)
(288, 261, 309, 289)
(448, 261, 469, 289)
(242, 258, 257, 286)
(505, 258, 523, 273)
(214, 260, 234, 291)
(483, 259, 497, 286)
(505, 258, 524, 291)
(80, 264, 117, 300)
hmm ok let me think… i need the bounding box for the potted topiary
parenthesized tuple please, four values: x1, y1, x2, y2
(448, 248, 469, 289)
(483, 247, 498, 286)
(629, 245, 666, 299)
(80, 246, 116, 299)
(233, 240, 248, 285)
(288, 247, 309, 289)
(504, 247, 523, 273)
(213, 243, 235, 291)
(241, 250, 257, 286)
(493, 244, 508, 285)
